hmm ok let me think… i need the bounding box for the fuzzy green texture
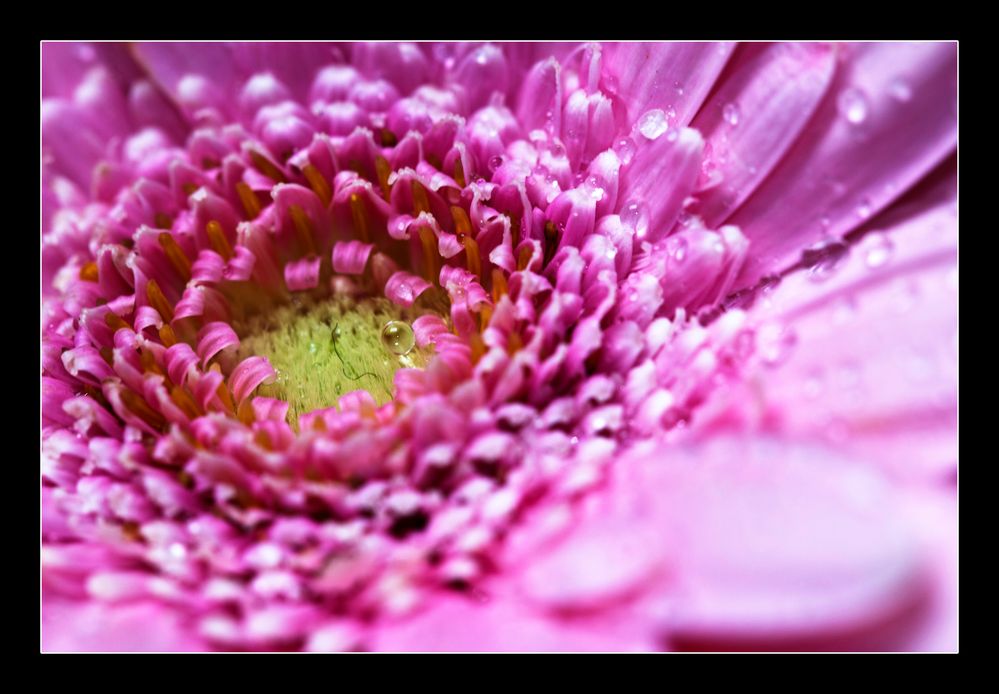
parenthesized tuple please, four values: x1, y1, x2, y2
(234, 295, 437, 425)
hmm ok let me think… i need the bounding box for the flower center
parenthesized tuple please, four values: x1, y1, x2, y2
(234, 295, 439, 425)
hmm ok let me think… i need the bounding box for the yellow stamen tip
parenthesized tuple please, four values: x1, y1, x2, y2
(206, 220, 235, 261)
(145, 279, 175, 323)
(301, 165, 332, 207)
(158, 232, 192, 282)
(79, 261, 99, 283)
(235, 181, 263, 219)
(349, 193, 369, 243)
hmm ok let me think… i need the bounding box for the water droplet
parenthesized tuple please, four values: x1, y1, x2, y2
(802, 240, 849, 283)
(613, 137, 636, 165)
(856, 197, 872, 219)
(488, 155, 504, 172)
(864, 233, 894, 268)
(722, 102, 740, 126)
(549, 141, 566, 158)
(757, 323, 798, 367)
(888, 78, 912, 102)
(381, 320, 415, 355)
(664, 128, 679, 143)
(671, 237, 688, 263)
(838, 88, 869, 125)
(621, 201, 649, 239)
(637, 109, 669, 140)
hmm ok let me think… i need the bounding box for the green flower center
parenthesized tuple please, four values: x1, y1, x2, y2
(234, 295, 443, 425)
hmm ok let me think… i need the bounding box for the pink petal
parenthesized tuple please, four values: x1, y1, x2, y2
(331, 240, 374, 275)
(43, 597, 205, 652)
(602, 42, 736, 128)
(739, 168, 957, 482)
(691, 43, 837, 227)
(618, 127, 704, 241)
(383, 271, 432, 308)
(729, 42, 957, 288)
(229, 356, 277, 405)
(283, 256, 323, 291)
(608, 436, 928, 648)
(196, 321, 240, 367)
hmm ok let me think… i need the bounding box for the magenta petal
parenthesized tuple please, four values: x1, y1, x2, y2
(516, 58, 562, 138)
(692, 43, 837, 227)
(729, 42, 957, 288)
(603, 42, 736, 129)
(331, 240, 374, 275)
(283, 256, 322, 291)
(229, 356, 277, 405)
(384, 271, 432, 308)
(196, 322, 241, 367)
(618, 127, 704, 241)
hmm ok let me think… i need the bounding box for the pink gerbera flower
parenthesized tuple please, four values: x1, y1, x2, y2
(41, 41, 957, 652)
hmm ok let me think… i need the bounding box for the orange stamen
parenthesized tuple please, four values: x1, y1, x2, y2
(349, 193, 369, 243)
(100, 346, 114, 366)
(104, 312, 131, 332)
(79, 262, 99, 283)
(158, 324, 178, 347)
(543, 220, 560, 266)
(469, 332, 487, 364)
(120, 389, 166, 430)
(426, 153, 443, 170)
(510, 214, 522, 249)
(205, 220, 234, 261)
(451, 205, 472, 237)
(145, 279, 174, 323)
(374, 156, 393, 201)
(170, 386, 202, 419)
(507, 331, 524, 356)
(411, 179, 430, 216)
(302, 164, 332, 207)
(453, 157, 467, 188)
(491, 268, 508, 304)
(418, 226, 439, 285)
(237, 398, 255, 426)
(209, 364, 236, 414)
(153, 212, 173, 230)
(517, 245, 533, 272)
(462, 235, 482, 278)
(249, 150, 287, 183)
(380, 128, 398, 147)
(139, 347, 165, 376)
(182, 182, 199, 197)
(478, 305, 493, 331)
(158, 232, 192, 282)
(235, 181, 262, 219)
(289, 204, 318, 256)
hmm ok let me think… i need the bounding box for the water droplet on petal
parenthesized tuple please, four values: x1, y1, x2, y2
(864, 233, 894, 268)
(488, 155, 504, 172)
(888, 78, 912, 102)
(802, 240, 849, 283)
(381, 320, 415, 356)
(621, 201, 650, 239)
(722, 102, 740, 126)
(613, 137, 636, 165)
(838, 88, 869, 125)
(671, 237, 688, 263)
(857, 197, 872, 219)
(757, 323, 797, 368)
(637, 109, 669, 140)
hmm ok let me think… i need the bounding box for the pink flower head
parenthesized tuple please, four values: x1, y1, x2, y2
(42, 42, 957, 652)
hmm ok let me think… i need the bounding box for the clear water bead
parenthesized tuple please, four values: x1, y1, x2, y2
(838, 88, 869, 125)
(613, 136, 636, 165)
(381, 320, 415, 356)
(637, 109, 669, 140)
(722, 102, 740, 126)
(621, 201, 650, 239)
(864, 233, 894, 268)
(888, 78, 912, 102)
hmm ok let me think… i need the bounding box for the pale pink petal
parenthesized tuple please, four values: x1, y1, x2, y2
(43, 597, 205, 652)
(602, 42, 736, 129)
(729, 42, 957, 288)
(691, 43, 837, 227)
(618, 127, 704, 241)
